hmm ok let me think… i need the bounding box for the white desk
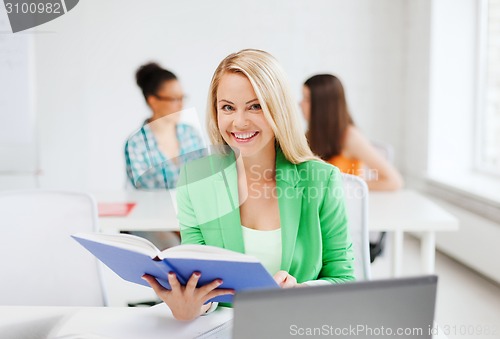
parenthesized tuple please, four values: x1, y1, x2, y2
(96, 190, 178, 232)
(0, 305, 449, 339)
(96, 189, 459, 277)
(0, 304, 232, 339)
(369, 190, 459, 277)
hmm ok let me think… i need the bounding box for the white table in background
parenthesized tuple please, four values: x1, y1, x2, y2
(0, 305, 449, 339)
(369, 190, 459, 277)
(95, 190, 178, 232)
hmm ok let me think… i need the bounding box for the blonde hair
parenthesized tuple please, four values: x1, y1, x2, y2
(206, 49, 317, 164)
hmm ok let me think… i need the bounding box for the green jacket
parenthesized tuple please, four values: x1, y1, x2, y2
(176, 148, 355, 284)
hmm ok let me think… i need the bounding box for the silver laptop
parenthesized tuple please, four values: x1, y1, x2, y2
(231, 275, 437, 339)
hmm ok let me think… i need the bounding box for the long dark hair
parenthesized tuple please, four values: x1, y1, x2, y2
(135, 62, 177, 101)
(305, 74, 354, 160)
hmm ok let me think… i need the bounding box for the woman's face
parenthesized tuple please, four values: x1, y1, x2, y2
(148, 79, 184, 121)
(300, 85, 311, 123)
(216, 72, 275, 159)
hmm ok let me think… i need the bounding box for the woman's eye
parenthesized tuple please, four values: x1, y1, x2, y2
(249, 103, 262, 111)
(221, 105, 234, 112)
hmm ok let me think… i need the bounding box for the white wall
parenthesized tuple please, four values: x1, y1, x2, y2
(0, 11, 38, 177)
(22, 0, 407, 191)
(401, 0, 432, 180)
(427, 193, 500, 284)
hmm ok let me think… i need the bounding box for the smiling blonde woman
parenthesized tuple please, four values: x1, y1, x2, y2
(143, 49, 355, 321)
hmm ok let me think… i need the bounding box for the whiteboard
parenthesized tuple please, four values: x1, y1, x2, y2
(0, 10, 37, 173)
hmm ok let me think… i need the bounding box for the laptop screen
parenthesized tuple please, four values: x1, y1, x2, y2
(232, 275, 437, 339)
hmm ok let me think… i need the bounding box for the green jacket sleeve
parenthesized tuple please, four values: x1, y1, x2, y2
(177, 165, 205, 245)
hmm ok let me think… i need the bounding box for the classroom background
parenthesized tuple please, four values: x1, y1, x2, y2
(1, 1, 499, 337)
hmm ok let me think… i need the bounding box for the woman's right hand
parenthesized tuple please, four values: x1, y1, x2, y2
(142, 272, 234, 321)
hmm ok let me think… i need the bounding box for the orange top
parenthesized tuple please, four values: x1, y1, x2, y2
(328, 155, 363, 176)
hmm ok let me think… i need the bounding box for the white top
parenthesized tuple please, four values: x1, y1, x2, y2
(241, 226, 282, 275)
(240, 226, 329, 287)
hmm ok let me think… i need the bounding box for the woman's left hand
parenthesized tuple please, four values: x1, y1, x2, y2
(273, 270, 299, 288)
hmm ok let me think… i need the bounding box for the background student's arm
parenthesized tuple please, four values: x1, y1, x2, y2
(180, 124, 208, 161)
(125, 139, 167, 189)
(345, 126, 404, 191)
(317, 168, 356, 283)
(184, 124, 205, 151)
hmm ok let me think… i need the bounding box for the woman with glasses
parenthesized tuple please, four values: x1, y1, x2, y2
(124, 63, 205, 251)
(125, 62, 205, 190)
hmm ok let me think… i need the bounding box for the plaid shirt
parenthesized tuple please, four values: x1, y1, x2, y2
(125, 122, 206, 189)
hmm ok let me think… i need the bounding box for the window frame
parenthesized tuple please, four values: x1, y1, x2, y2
(474, 0, 500, 177)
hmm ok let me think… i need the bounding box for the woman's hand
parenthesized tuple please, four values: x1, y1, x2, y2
(142, 272, 234, 321)
(273, 270, 299, 288)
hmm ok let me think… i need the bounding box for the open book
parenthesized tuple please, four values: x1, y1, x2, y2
(72, 232, 279, 303)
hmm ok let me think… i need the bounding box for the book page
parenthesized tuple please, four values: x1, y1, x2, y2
(159, 244, 259, 263)
(72, 232, 159, 257)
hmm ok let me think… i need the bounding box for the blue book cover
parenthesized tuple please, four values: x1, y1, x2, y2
(72, 233, 278, 303)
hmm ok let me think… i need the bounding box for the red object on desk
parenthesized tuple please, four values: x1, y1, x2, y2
(98, 203, 136, 217)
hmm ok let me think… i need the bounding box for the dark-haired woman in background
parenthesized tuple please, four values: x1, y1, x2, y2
(125, 63, 205, 250)
(125, 62, 205, 190)
(300, 74, 403, 191)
